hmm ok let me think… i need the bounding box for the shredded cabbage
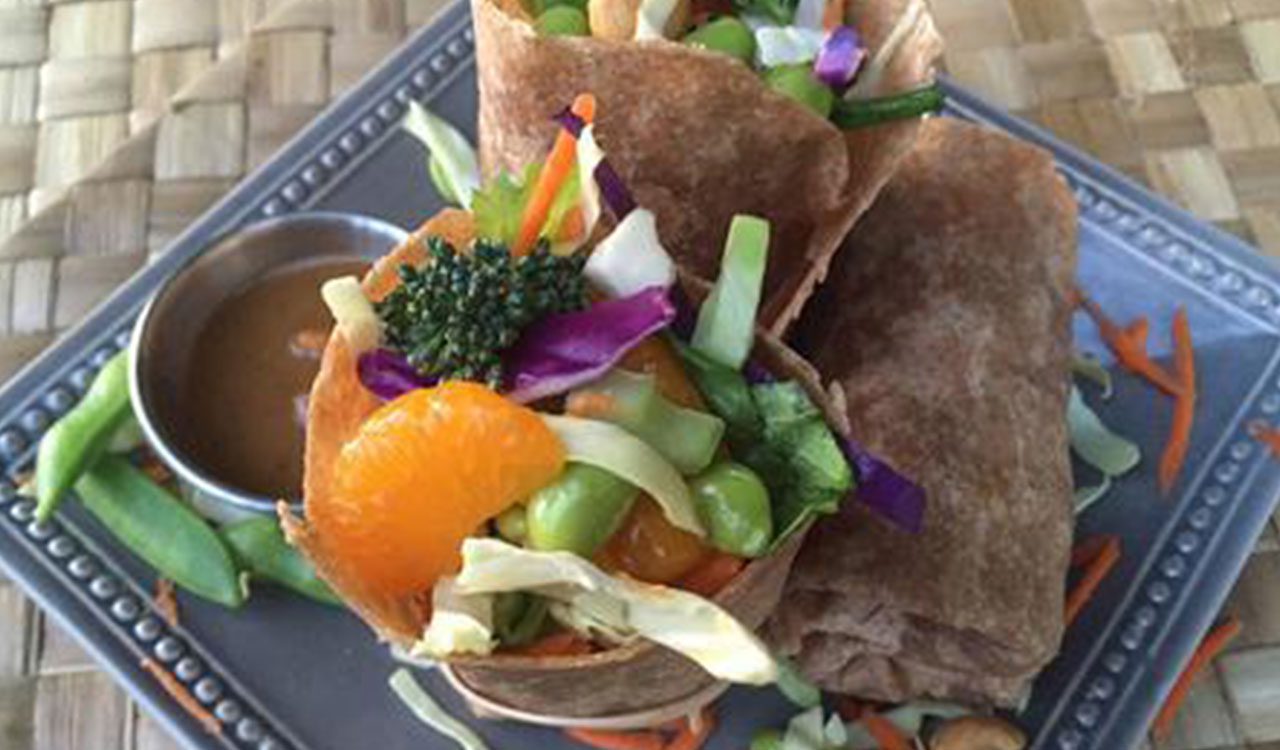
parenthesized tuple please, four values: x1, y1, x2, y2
(542, 415, 705, 536)
(320, 276, 381, 354)
(692, 215, 770, 369)
(755, 26, 826, 67)
(583, 208, 676, 299)
(1068, 386, 1140, 477)
(1074, 475, 1112, 515)
(414, 578, 494, 658)
(843, 703, 969, 749)
(454, 539, 777, 684)
(1072, 352, 1113, 399)
(574, 124, 605, 246)
(402, 101, 481, 209)
(388, 669, 489, 750)
(634, 0, 678, 39)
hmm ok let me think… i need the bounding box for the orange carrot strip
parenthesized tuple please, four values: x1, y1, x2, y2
(514, 94, 596, 256)
(565, 728, 665, 750)
(861, 711, 912, 750)
(1065, 536, 1122, 626)
(822, 0, 845, 29)
(1251, 421, 1280, 457)
(140, 657, 222, 735)
(556, 204, 587, 244)
(1159, 307, 1197, 493)
(666, 708, 716, 750)
(511, 631, 594, 657)
(674, 552, 745, 597)
(154, 578, 179, 628)
(1151, 616, 1242, 738)
(1071, 534, 1119, 568)
(1079, 295, 1181, 397)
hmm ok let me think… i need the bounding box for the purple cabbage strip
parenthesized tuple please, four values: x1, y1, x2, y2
(839, 436, 926, 534)
(552, 108, 637, 220)
(503, 286, 676, 403)
(357, 348, 436, 401)
(814, 26, 867, 90)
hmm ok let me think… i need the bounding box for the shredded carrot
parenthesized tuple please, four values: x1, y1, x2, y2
(1250, 420, 1280, 457)
(860, 711, 912, 750)
(666, 708, 716, 750)
(154, 578, 179, 628)
(556, 204, 587, 245)
(1159, 307, 1197, 493)
(510, 630, 594, 657)
(1065, 536, 1122, 626)
(565, 728, 665, 750)
(140, 657, 221, 735)
(514, 94, 596, 256)
(1152, 616, 1242, 738)
(1070, 534, 1119, 568)
(674, 552, 745, 597)
(822, 0, 845, 29)
(1078, 294, 1182, 397)
(565, 391, 617, 420)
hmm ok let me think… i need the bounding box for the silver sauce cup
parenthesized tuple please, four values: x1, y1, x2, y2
(130, 212, 408, 523)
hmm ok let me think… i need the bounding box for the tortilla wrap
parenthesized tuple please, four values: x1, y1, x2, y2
(763, 118, 1078, 706)
(282, 212, 845, 717)
(472, 0, 943, 333)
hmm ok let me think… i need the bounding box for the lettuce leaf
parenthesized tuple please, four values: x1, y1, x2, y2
(470, 164, 537, 246)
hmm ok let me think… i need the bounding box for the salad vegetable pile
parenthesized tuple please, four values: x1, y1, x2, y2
(514, 0, 943, 126)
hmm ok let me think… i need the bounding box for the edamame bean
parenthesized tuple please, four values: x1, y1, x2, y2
(76, 457, 243, 608)
(690, 461, 773, 557)
(536, 6, 589, 36)
(36, 350, 132, 522)
(683, 17, 755, 64)
(221, 517, 340, 605)
(763, 65, 835, 119)
(495, 505, 530, 544)
(527, 464, 637, 557)
(750, 730, 784, 750)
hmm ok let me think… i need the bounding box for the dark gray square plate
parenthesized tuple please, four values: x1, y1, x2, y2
(0, 3, 1278, 749)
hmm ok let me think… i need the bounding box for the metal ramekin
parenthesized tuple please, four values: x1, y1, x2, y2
(129, 212, 408, 523)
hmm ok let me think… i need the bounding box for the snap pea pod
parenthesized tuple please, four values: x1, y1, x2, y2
(221, 517, 340, 606)
(36, 350, 132, 522)
(75, 456, 243, 608)
(526, 464, 638, 557)
(831, 84, 945, 130)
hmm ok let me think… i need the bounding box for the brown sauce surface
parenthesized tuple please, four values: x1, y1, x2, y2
(177, 258, 367, 499)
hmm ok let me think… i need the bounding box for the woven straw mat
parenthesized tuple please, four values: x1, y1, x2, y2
(0, 0, 1278, 748)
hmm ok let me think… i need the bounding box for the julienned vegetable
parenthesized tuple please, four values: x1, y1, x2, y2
(542, 415, 705, 537)
(814, 26, 866, 88)
(838, 436, 926, 535)
(569, 369, 724, 475)
(1067, 387, 1140, 477)
(389, 669, 491, 750)
(403, 101, 482, 209)
(582, 209, 676, 299)
(76, 457, 243, 608)
(503, 286, 677, 403)
(321, 276, 381, 355)
(35, 350, 131, 522)
(526, 463, 638, 556)
(692, 214, 770, 370)
(358, 348, 435, 401)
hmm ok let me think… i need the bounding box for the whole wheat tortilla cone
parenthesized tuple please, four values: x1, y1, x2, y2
(763, 118, 1079, 706)
(282, 212, 849, 717)
(473, 0, 943, 334)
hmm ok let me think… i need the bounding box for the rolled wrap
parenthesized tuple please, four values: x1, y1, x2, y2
(764, 118, 1078, 706)
(473, 0, 943, 333)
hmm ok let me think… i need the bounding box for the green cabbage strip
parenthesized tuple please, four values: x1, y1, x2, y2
(388, 669, 489, 750)
(1074, 475, 1113, 515)
(692, 215, 770, 370)
(1068, 386, 1140, 478)
(402, 101, 480, 210)
(541, 415, 705, 536)
(1072, 352, 1113, 399)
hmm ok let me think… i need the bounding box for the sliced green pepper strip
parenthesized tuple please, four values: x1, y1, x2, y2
(75, 457, 243, 608)
(36, 350, 133, 523)
(831, 84, 945, 130)
(221, 517, 340, 606)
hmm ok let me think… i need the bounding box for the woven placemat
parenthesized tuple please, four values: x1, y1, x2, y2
(0, 0, 1277, 748)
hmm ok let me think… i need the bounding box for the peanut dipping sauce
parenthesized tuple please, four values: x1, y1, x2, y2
(174, 258, 367, 500)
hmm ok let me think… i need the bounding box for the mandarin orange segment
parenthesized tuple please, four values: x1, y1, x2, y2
(311, 381, 565, 599)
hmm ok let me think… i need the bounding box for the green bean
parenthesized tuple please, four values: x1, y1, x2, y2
(75, 456, 243, 608)
(831, 83, 945, 129)
(36, 350, 132, 522)
(535, 6, 588, 36)
(690, 461, 773, 557)
(494, 504, 529, 545)
(221, 517, 340, 606)
(683, 18, 756, 64)
(493, 592, 549, 647)
(763, 65, 835, 119)
(526, 464, 637, 557)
